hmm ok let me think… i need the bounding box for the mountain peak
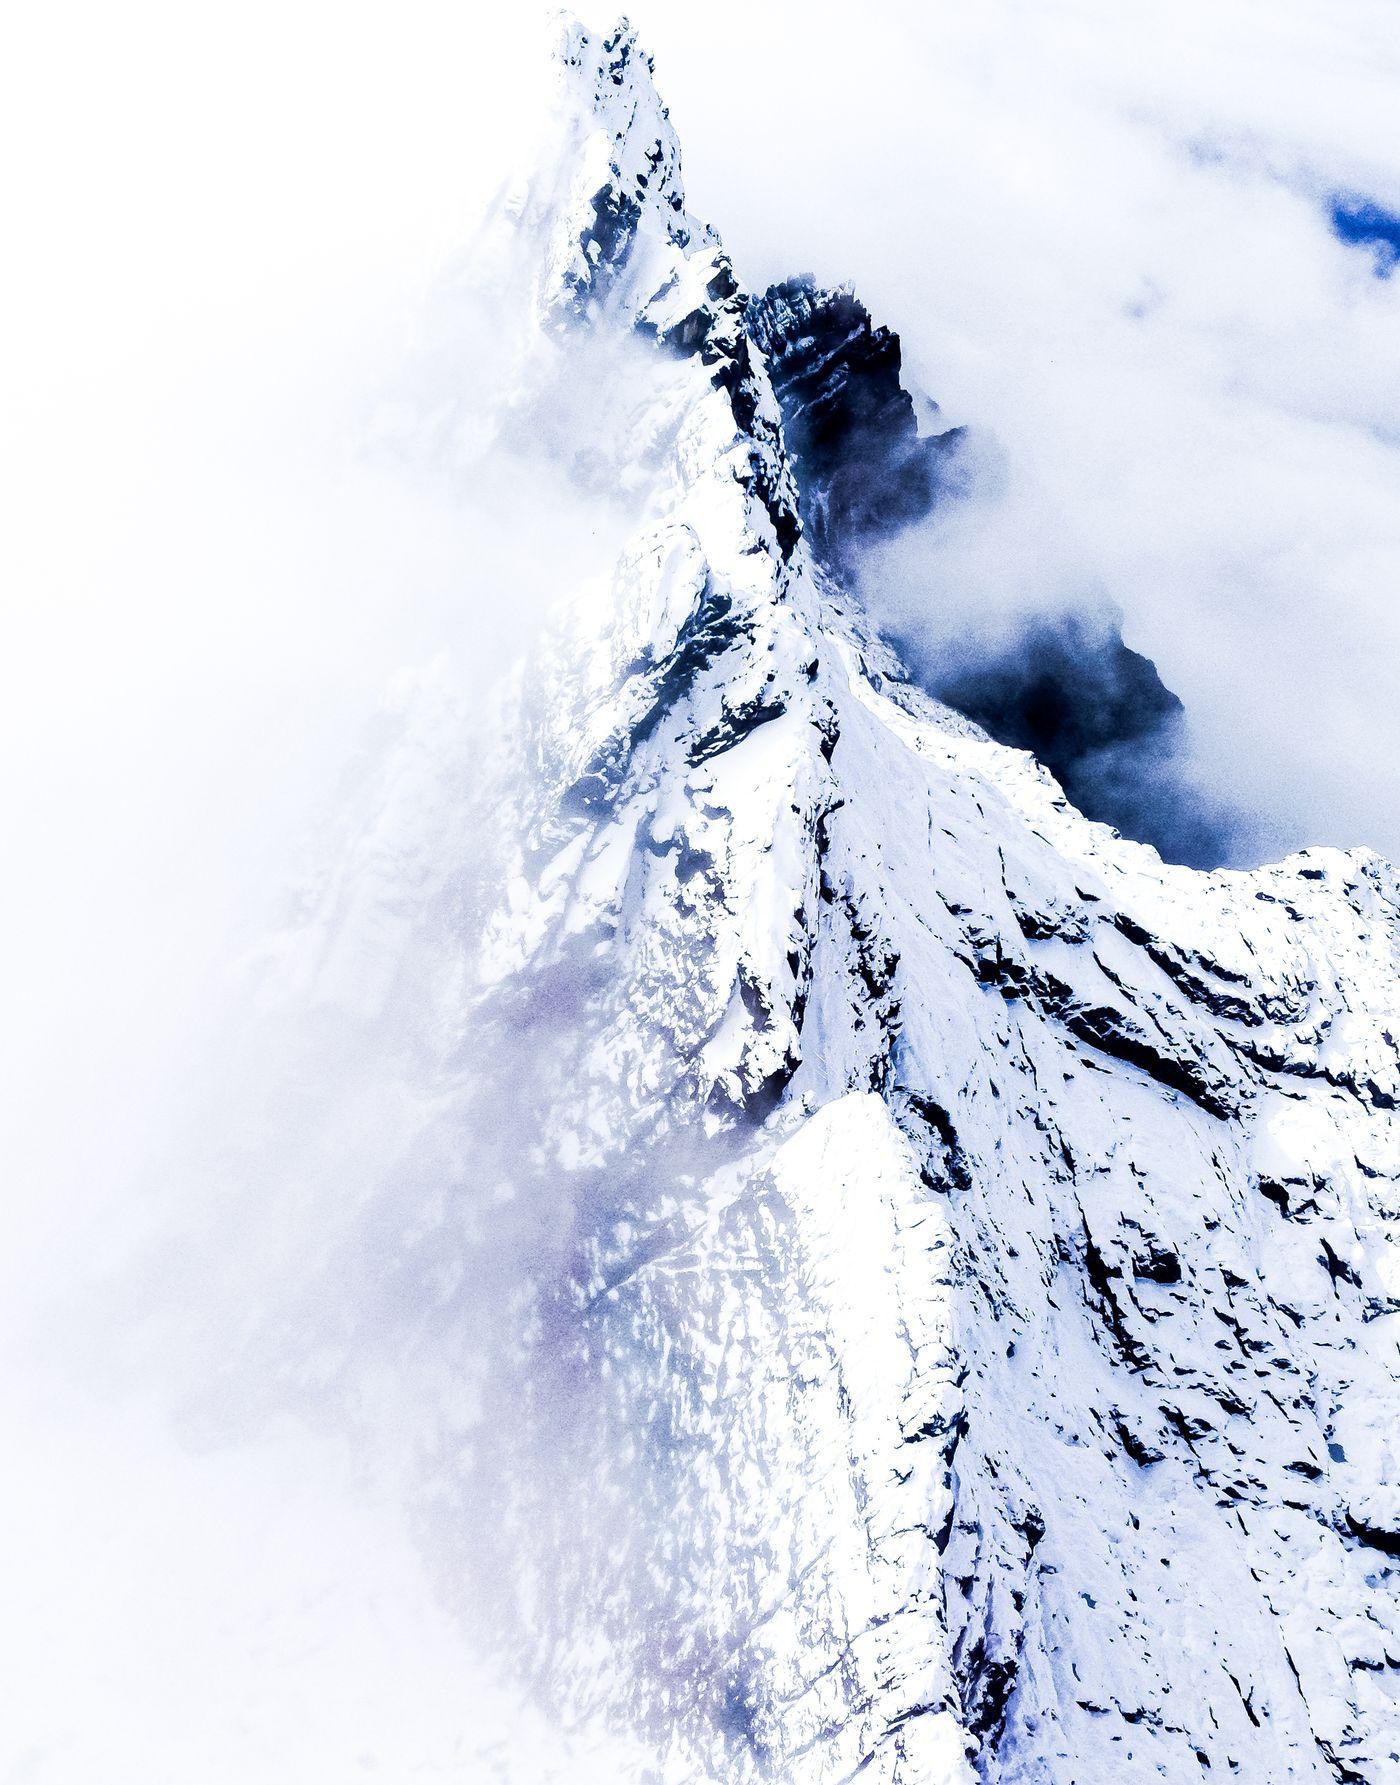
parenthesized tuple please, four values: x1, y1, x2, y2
(527, 14, 708, 321)
(295, 38, 1400, 1779)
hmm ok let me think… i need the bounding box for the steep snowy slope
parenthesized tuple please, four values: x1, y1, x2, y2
(273, 20, 1400, 1783)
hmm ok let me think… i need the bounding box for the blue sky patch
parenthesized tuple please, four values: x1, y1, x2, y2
(1329, 193, 1400, 275)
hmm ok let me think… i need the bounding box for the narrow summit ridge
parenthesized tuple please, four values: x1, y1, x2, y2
(540, 17, 698, 317)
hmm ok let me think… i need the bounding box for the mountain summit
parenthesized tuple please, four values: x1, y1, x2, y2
(280, 19, 1400, 1782)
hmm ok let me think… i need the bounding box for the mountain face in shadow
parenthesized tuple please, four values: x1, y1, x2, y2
(930, 612, 1235, 868)
(745, 277, 964, 578)
(747, 276, 1235, 867)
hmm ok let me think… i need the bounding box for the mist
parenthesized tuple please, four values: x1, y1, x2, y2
(1, 9, 653, 1771)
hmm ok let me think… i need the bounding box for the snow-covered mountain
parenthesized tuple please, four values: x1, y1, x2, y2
(271, 19, 1400, 1782)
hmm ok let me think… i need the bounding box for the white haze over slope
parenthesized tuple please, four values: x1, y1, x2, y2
(3, 0, 1400, 1778)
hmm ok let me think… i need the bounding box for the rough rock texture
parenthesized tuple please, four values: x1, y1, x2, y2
(745, 276, 963, 576)
(277, 20, 1400, 1783)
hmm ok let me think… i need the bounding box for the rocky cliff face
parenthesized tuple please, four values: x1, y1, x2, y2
(277, 20, 1400, 1782)
(744, 276, 964, 577)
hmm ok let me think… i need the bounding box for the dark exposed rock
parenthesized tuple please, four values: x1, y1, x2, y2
(1343, 1510, 1400, 1558)
(954, 1635, 1021, 1753)
(1112, 1410, 1166, 1467)
(1110, 912, 1263, 1027)
(745, 276, 963, 576)
(899, 1089, 975, 1194)
(1134, 1243, 1183, 1285)
(930, 614, 1236, 869)
(1081, 1221, 1153, 1372)
(971, 952, 1239, 1121)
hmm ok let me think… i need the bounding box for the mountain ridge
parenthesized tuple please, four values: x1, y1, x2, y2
(266, 18, 1400, 1781)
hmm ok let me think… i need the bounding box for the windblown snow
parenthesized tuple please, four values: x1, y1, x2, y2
(257, 19, 1400, 1783)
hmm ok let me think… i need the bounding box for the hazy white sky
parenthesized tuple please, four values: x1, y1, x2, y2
(3, 1, 1400, 1775)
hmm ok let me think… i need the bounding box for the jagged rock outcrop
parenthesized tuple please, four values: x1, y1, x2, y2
(269, 19, 1400, 1783)
(745, 276, 963, 575)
